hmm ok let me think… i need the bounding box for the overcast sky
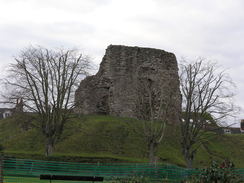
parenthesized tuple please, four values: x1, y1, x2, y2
(0, 0, 244, 124)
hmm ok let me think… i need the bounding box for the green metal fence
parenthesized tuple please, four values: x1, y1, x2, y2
(2, 158, 244, 182)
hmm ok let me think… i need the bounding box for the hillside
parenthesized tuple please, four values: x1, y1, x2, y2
(0, 114, 244, 167)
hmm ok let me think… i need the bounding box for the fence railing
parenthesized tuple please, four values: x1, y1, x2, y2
(2, 158, 244, 182)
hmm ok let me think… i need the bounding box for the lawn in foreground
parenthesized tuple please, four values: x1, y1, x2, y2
(4, 176, 103, 183)
(4, 176, 127, 183)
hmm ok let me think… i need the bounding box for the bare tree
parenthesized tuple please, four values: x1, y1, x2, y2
(179, 59, 236, 168)
(2, 46, 91, 156)
(136, 73, 174, 164)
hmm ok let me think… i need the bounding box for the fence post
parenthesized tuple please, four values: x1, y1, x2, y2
(0, 151, 3, 183)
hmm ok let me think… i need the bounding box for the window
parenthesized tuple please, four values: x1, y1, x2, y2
(3, 111, 11, 118)
(224, 129, 231, 134)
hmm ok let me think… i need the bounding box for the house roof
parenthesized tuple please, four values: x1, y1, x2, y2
(230, 128, 241, 134)
(0, 108, 13, 113)
(221, 127, 241, 134)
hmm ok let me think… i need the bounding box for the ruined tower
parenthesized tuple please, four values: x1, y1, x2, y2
(75, 45, 181, 124)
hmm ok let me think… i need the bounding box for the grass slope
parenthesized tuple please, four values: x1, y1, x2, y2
(0, 114, 244, 167)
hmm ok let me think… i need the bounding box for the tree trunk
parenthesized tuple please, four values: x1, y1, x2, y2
(45, 138, 54, 156)
(184, 151, 194, 168)
(185, 157, 193, 168)
(0, 152, 4, 183)
(148, 142, 157, 164)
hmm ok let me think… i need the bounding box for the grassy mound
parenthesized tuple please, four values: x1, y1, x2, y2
(0, 114, 244, 167)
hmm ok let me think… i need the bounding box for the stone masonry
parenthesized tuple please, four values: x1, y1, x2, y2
(75, 45, 181, 124)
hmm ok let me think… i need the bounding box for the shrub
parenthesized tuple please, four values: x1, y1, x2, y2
(193, 160, 242, 183)
(109, 176, 150, 183)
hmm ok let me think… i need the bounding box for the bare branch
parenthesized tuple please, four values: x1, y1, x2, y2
(1, 46, 91, 156)
(179, 58, 238, 168)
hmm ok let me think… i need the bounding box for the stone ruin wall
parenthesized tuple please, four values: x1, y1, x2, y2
(75, 45, 181, 124)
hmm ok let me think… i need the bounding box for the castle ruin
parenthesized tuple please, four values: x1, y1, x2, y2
(75, 45, 181, 124)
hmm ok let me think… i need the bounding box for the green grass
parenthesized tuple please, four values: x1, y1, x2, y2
(4, 176, 108, 183)
(4, 176, 49, 183)
(1, 114, 244, 167)
(4, 176, 165, 183)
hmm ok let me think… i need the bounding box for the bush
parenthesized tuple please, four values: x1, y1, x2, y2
(109, 176, 150, 183)
(193, 160, 242, 183)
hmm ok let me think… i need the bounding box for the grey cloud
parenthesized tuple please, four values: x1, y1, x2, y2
(0, 0, 244, 124)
